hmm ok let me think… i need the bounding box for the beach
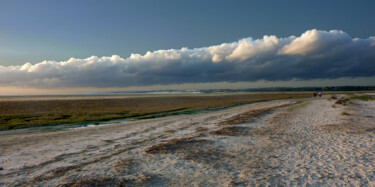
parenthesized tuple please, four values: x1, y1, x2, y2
(1, 94, 375, 186)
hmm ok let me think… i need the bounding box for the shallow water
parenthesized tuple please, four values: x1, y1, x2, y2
(0, 119, 129, 138)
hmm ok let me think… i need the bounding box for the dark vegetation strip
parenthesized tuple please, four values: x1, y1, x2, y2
(0, 93, 310, 130)
(145, 137, 212, 154)
(218, 102, 297, 126)
(349, 94, 375, 101)
(333, 94, 375, 106)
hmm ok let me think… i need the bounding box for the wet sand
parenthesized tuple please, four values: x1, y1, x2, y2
(0, 96, 374, 186)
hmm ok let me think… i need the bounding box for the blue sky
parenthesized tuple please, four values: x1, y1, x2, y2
(1, 0, 375, 65)
(0, 0, 375, 94)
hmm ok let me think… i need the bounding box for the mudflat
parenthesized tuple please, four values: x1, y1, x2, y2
(0, 93, 309, 130)
(1, 94, 375, 186)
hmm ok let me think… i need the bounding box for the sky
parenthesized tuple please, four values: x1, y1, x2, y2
(0, 0, 375, 95)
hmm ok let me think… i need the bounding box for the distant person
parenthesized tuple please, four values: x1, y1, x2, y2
(318, 92, 322, 97)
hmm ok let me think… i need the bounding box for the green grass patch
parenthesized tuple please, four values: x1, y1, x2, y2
(341, 111, 349, 116)
(350, 95, 375, 101)
(335, 98, 349, 106)
(0, 93, 311, 131)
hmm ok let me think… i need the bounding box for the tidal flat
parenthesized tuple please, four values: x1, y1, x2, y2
(1, 93, 375, 186)
(0, 93, 310, 130)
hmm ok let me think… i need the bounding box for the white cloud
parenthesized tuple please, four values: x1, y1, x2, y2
(278, 29, 352, 55)
(0, 29, 374, 88)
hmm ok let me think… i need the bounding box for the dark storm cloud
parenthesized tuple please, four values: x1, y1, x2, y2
(0, 29, 374, 88)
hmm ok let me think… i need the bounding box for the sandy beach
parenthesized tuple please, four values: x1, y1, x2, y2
(1, 95, 375, 186)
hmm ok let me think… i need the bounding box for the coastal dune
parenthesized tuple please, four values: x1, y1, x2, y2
(0, 96, 374, 186)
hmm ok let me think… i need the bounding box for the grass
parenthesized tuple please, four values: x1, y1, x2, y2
(113, 158, 135, 173)
(0, 93, 311, 130)
(61, 174, 155, 187)
(145, 137, 211, 154)
(209, 126, 256, 136)
(333, 94, 374, 108)
(349, 95, 375, 101)
(62, 177, 126, 187)
(335, 98, 349, 106)
(219, 108, 273, 126)
(330, 95, 338, 99)
(341, 111, 349, 116)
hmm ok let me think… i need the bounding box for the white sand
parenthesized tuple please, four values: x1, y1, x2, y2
(0, 96, 374, 186)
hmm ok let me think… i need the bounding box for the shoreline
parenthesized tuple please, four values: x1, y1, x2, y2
(0, 92, 310, 131)
(1, 95, 375, 186)
(0, 98, 288, 138)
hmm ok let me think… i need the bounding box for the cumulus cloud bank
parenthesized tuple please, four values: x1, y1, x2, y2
(1, 29, 374, 88)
